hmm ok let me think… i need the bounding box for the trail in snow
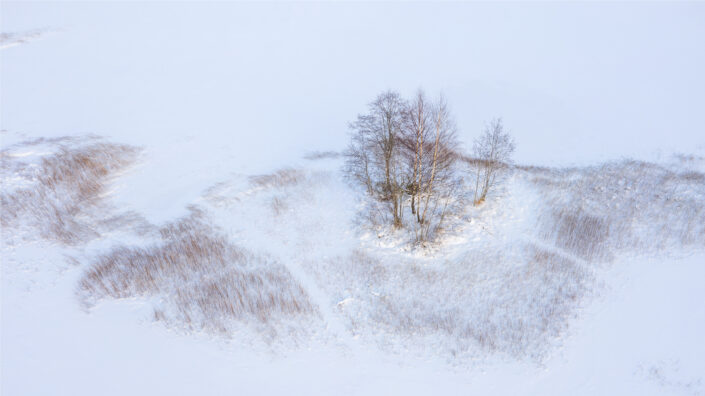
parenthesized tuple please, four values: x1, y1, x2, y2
(287, 253, 359, 350)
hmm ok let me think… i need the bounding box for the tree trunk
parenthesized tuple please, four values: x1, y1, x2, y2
(421, 115, 442, 227)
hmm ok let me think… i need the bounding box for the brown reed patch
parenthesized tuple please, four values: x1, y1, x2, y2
(303, 151, 341, 160)
(530, 159, 705, 261)
(249, 168, 305, 190)
(1, 139, 146, 244)
(77, 208, 315, 336)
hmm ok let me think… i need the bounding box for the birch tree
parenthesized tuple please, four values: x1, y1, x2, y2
(345, 90, 407, 227)
(472, 118, 515, 204)
(400, 89, 431, 221)
(415, 95, 460, 241)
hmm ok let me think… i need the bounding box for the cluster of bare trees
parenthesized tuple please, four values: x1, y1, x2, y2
(345, 90, 460, 241)
(345, 90, 515, 243)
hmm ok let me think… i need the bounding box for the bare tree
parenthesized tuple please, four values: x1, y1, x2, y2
(398, 91, 461, 241)
(472, 118, 515, 205)
(345, 90, 407, 227)
(400, 89, 431, 221)
(415, 94, 461, 241)
(344, 129, 374, 195)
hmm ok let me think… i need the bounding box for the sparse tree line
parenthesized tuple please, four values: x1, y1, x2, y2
(345, 89, 515, 243)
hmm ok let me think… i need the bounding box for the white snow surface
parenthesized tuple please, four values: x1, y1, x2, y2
(2, 2, 705, 395)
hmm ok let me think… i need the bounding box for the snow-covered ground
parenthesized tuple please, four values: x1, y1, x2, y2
(2, 2, 704, 395)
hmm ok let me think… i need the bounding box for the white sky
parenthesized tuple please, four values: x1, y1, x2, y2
(2, 2, 704, 165)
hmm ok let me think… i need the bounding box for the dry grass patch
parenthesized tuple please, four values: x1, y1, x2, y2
(303, 151, 341, 160)
(531, 160, 705, 261)
(269, 195, 288, 216)
(1, 139, 148, 245)
(77, 208, 316, 337)
(249, 168, 306, 190)
(0, 29, 52, 49)
(307, 244, 593, 361)
(542, 208, 612, 262)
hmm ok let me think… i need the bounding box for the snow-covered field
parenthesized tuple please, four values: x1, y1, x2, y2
(2, 2, 704, 395)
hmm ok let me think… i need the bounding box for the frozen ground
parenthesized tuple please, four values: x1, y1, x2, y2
(2, 2, 705, 395)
